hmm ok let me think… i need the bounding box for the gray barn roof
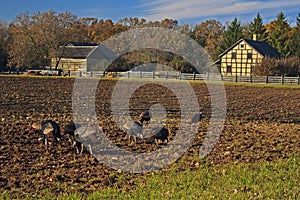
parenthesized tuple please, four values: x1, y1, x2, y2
(60, 47, 96, 59)
(59, 42, 98, 59)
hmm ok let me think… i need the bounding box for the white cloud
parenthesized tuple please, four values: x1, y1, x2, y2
(139, 0, 300, 22)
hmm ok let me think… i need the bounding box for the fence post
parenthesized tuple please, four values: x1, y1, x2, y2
(235, 75, 238, 82)
(152, 71, 155, 79)
(140, 71, 142, 79)
(127, 71, 130, 79)
(298, 75, 300, 85)
(193, 72, 196, 80)
(250, 75, 253, 83)
(68, 70, 70, 77)
(90, 71, 93, 77)
(265, 75, 269, 84)
(281, 75, 284, 85)
(166, 71, 168, 79)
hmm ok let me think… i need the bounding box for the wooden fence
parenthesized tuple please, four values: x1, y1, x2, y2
(75, 71, 300, 85)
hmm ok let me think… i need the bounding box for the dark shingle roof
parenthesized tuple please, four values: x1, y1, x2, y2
(219, 39, 281, 58)
(244, 39, 281, 58)
(66, 42, 98, 47)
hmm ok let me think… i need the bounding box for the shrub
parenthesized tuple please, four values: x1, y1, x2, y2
(254, 57, 300, 76)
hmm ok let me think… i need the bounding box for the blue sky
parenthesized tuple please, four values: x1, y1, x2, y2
(0, 0, 299, 26)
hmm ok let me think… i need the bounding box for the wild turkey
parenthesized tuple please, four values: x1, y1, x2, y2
(61, 122, 85, 154)
(123, 120, 143, 144)
(190, 112, 203, 124)
(146, 126, 169, 145)
(31, 120, 66, 149)
(73, 125, 101, 155)
(139, 111, 152, 124)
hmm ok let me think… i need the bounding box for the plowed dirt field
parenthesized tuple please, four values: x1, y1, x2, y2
(0, 76, 299, 198)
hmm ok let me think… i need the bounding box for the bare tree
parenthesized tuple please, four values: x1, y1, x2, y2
(8, 10, 86, 69)
(0, 20, 8, 68)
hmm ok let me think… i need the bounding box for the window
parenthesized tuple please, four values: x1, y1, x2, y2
(226, 65, 232, 73)
(240, 44, 245, 48)
(232, 52, 237, 59)
(247, 53, 252, 59)
(251, 65, 255, 74)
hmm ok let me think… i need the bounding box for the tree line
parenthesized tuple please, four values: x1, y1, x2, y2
(0, 10, 299, 75)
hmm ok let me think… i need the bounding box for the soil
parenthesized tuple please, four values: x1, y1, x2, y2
(0, 76, 299, 198)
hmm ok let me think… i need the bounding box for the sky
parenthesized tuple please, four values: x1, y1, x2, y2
(0, 0, 299, 26)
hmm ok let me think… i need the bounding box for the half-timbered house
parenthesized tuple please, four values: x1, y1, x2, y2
(217, 37, 281, 76)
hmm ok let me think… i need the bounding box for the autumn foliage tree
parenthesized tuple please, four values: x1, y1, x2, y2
(0, 20, 8, 68)
(194, 19, 224, 60)
(1, 10, 300, 74)
(8, 11, 86, 69)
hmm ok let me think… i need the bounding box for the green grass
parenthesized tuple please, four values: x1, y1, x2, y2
(105, 156, 299, 200)
(3, 156, 298, 200)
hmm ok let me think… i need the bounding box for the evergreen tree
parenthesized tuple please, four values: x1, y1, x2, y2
(267, 12, 291, 57)
(218, 17, 243, 56)
(247, 13, 267, 41)
(290, 13, 300, 58)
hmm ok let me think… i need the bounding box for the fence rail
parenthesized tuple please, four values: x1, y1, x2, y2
(74, 71, 300, 85)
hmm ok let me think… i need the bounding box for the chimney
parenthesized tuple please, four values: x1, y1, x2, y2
(253, 34, 257, 41)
